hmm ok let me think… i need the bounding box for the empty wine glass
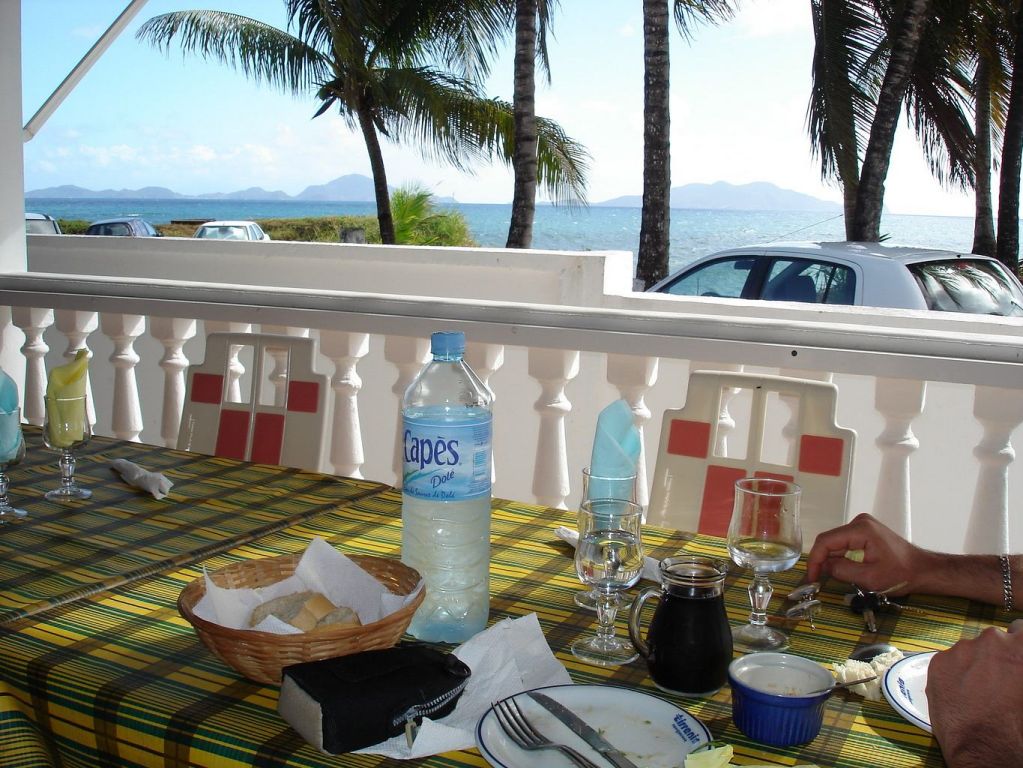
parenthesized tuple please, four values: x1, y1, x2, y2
(572, 498, 644, 666)
(574, 467, 640, 611)
(0, 409, 26, 523)
(43, 394, 92, 501)
(727, 477, 802, 651)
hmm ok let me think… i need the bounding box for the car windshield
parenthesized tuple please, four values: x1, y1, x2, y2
(26, 219, 59, 234)
(909, 259, 1023, 317)
(196, 226, 248, 240)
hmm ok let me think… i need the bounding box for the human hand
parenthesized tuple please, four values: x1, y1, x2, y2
(927, 625, 1023, 767)
(804, 513, 932, 594)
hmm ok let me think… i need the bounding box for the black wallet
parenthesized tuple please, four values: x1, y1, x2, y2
(277, 643, 472, 754)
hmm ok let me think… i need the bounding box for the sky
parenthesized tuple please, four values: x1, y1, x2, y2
(21, 0, 983, 217)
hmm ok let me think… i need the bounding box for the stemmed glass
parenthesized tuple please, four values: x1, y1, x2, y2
(0, 409, 27, 523)
(727, 477, 802, 651)
(43, 395, 92, 501)
(572, 498, 644, 666)
(574, 467, 640, 611)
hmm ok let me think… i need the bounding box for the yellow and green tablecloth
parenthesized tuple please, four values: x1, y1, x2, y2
(0, 438, 1016, 767)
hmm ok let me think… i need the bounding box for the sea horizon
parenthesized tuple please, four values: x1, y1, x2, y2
(26, 196, 978, 275)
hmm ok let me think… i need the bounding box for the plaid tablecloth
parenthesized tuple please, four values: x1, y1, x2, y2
(1, 483, 1016, 767)
(0, 430, 385, 624)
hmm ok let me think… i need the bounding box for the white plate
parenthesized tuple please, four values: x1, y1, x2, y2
(475, 684, 711, 768)
(882, 651, 937, 733)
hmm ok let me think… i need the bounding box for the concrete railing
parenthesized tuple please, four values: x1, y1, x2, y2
(4, 234, 1023, 555)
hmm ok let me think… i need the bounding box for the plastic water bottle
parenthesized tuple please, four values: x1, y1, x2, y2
(401, 331, 492, 642)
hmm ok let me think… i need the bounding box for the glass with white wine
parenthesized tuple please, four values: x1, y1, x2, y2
(727, 477, 802, 651)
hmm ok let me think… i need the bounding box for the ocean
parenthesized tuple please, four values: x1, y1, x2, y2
(27, 197, 978, 275)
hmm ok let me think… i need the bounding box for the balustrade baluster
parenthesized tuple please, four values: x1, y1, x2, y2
(872, 378, 925, 541)
(150, 317, 197, 448)
(386, 336, 432, 486)
(466, 342, 505, 485)
(965, 386, 1023, 553)
(100, 314, 146, 442)
(205, 322, 252, 402)
(607, 353, 658, 508)
(529, 348, 579, 508)
(11, 307, 53, 425)
(260, 325, 309, 406)
(691, 361, 742, 456)
(320, 331, 369, 478)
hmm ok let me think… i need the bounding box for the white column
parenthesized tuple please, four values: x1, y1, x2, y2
(871, 378, 925, 541)
(11, 307, 53, 426)
(385, 335, 431, 486)
(606, 353, 658, 508)
(54, 310, 99, 426)
(205, 321, 252, 403)
(150, 317, 197, 448)
(100, 313, 146, 442)
(320, 331, 370, 478)
(529, 348, 580, 508)
(260, 324, 309, 406)
(465, 341, 505, 484)
(964, 386, 1023, 553)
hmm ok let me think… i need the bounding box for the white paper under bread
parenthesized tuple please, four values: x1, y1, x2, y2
(192, 537, 423, 634)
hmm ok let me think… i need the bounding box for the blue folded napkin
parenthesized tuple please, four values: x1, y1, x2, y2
(587, 399, 641, 501)
(0, 369, 21, 459)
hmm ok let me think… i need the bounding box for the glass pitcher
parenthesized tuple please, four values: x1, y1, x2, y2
(628, 556, 732, 696)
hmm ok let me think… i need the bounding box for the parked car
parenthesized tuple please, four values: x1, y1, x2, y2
(192, 220, 271, 241)
(647, 241, 1023, 316)
(25, 212, 61, 234)
(85, 217, 162, 237)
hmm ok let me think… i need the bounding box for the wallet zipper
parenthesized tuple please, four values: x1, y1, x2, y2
(396, 678, 471, 748)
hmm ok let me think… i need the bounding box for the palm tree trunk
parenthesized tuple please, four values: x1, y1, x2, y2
(997, 6, 1023, 271)
(357, 104, 396, 245)
(851, 0, 932, 241)
(637, 0, 671, 289)
(507, 0, 539, 249)
(973, 55, 997, 257)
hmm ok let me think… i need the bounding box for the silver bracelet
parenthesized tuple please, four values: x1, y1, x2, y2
(1000, 554, 1014, 612)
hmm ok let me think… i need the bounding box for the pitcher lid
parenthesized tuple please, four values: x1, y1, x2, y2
(659, 555, 728, 586)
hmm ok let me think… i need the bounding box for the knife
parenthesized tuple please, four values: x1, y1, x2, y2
(526, 691, 640, 768)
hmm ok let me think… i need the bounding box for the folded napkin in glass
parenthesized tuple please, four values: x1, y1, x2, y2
(110, 458, 173, 499)
(278, 643, 471, 754)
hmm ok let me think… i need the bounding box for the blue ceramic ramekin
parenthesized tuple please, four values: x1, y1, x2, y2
(728, 652, 833, 747)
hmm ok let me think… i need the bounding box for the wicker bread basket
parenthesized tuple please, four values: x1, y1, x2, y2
(178, 553, 424, 684)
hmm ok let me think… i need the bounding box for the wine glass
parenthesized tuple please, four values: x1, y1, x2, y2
(43, 394, 92, 501)
(727, 477, 802, 652)
(574, 467, 640, 611)
(0, 409, 27, 523)
(571, 498, 644, 666)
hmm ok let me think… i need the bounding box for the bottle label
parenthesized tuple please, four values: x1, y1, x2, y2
(402, 415, 492, 500)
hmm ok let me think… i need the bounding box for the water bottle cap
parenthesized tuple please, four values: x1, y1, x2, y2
(431, 331, 465, 357)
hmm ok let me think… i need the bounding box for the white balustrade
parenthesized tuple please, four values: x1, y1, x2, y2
(205, 321, 253, 403)
(99, 313, 146, 442)
(149, 317, 197, 448)
(320, 331, 370, 478)
(529, 348, 580, 508)
(606, 353, 658, 508)
(53, 310, 98, 426)
(11, 306, 52, 425)
(385, 336, 432, 486)
(871, 378, 926, 540)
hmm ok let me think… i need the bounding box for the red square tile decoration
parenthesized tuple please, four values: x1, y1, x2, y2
(191, 372, 224, 404)
(698, 465, 746, 536)
(799, 435, 844, 476)
(215, 410, 249, 460)
(287, 380, 320, 413)
(667, 419, 711, 459)
(251, 412, 285, 465)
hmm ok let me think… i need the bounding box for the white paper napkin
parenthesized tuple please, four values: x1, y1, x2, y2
(193, 537, 423, 632)
(356, 613, 572, 759)
(110, 458, 173, 499)
(555, 525, 661, 583)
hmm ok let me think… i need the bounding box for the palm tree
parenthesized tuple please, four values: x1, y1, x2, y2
(636, 0, 734, 290)
(506, 0, 540, 249)
(997, 2, 1023, 270)
(137, 0, 587, 245)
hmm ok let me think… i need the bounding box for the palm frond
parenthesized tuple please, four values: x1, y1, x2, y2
(672, 0, 735, 42)
(136, 11, 328, 95)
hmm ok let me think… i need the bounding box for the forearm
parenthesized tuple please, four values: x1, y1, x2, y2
(916, 552, 1019, 609)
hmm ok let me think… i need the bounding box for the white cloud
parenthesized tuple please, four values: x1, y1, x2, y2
(188, 145, 218, 163)
(733, 1, 811, 39)
(78, 143, 140, 166)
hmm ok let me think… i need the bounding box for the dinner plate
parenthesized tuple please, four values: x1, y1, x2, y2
(475, 684, 711, 768)
(882, 651, 937, 733)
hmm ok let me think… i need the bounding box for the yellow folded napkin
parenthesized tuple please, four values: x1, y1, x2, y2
(46, 349, 89, 448)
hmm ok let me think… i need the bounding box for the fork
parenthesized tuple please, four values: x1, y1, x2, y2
(493, 696, 602, 768)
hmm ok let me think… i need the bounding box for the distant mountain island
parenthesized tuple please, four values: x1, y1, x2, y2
(26, 174, 382, 203)
(27, 176, 838, 212)
(598, 181, 841, 212)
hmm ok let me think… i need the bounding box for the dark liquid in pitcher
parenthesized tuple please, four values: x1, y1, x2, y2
(645, 593, 732, 696)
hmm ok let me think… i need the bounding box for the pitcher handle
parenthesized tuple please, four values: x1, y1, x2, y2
(627, 586, 660, 659)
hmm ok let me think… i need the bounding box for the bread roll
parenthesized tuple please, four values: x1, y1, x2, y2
(249, 591, 359, 632)
(249, 590, 317, 627)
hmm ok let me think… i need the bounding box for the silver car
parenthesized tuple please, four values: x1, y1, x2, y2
(648, 241, 1023, 316)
